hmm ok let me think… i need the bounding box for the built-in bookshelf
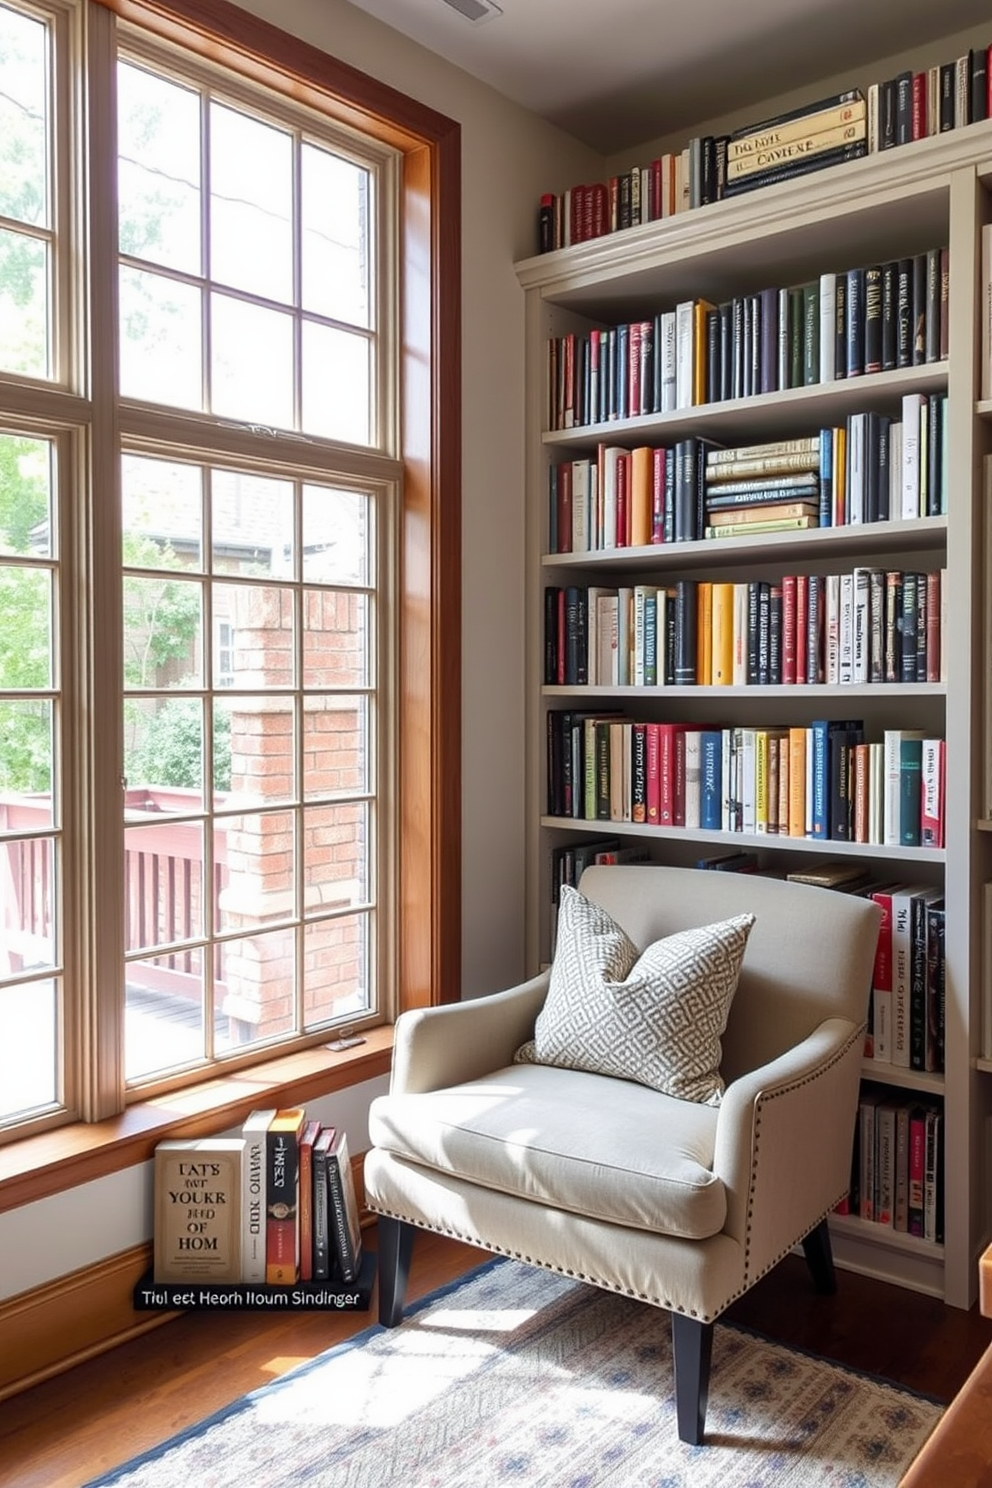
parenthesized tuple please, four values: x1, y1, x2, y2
(516, 123, 992, 1311)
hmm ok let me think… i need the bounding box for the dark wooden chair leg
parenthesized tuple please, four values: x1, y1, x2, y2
(671, 1312, 714, 1446)
(376, 1216, 416, 1326)
(802, 1217, 837, 1295)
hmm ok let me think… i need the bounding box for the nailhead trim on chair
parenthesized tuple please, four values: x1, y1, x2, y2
(370, 1022, 865, 1325)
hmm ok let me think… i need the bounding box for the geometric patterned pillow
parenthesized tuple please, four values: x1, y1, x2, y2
(515, 885, 755, 1106)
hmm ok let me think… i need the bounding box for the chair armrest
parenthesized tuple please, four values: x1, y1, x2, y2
(389, 972, 551, 1095)
(712, 1017, 865, 1276)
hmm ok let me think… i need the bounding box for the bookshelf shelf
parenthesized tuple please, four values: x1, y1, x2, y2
(542, 363, 948, 451)
(519, 127, 991, 1312)
(541, 516, 947, 570)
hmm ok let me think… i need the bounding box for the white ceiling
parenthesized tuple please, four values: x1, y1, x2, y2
(344, 0, 992, 154)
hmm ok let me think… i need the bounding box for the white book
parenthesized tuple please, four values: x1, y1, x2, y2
(675, 299, 695, 409)
(659, 310, 677, 412)
(867, 81, 879, 152)
(804, 725, 814, 837)
(661, 155, 675, 219)
(852, 567, 871, 684)
(868, 741, 883, 845)
(632, 585, 648, 687)
(684, 730, 702, 829)
(838, 573, 853, 684)
(956, 55, 970, 129)
(901, 393, 926, 519)
(720, 726, 732, 832)
(600, 445, 623, 550)
(777, 287, 790, 390)
(847, 412, 866, 523)
(740, 727, 756, 835)
(241, 1109, 276, 1283)
(824, 573, 840, 685)
(819, 272, 836, 382)
(888, 420, 902, 518)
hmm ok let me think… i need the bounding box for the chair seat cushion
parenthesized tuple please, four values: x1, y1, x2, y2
(367, 1063, 726, 1239)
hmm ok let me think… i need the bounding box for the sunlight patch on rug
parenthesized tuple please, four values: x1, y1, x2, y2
(85, 1258, 943, 1488)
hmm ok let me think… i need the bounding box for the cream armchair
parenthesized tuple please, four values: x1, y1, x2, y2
(364, 864, 881, 1444)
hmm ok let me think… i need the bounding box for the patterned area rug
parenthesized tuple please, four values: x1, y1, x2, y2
(86, 1258, 942, 1488)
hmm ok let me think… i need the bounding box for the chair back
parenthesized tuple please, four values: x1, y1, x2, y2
(577, 864, 881, 1083)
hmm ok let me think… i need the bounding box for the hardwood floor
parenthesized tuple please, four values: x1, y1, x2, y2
(2, 1227, 990, 1488)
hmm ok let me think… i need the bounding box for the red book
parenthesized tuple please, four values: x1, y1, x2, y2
(911, 72, 927, 139)
(657, 723, 677, 826)
(870, 887, 895, 1062)
(645, 723, 661, 825)
(925, 570, 941, 682)
(795, 573, 809, 684)
(628, 322, 642, 418)
(615, 451, 630, 546)
(782, 574, 797, 684)
(672, 725, 689, 828)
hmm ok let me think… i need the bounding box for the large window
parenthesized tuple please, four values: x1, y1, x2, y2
(0, 0, 460, 1138)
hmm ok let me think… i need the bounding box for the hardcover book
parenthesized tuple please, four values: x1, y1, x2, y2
(266, 1107, 307, 1285)
(154, 1138, 245, 1285)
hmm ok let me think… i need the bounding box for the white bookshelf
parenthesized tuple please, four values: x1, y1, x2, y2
(516, 122, 992, 1310)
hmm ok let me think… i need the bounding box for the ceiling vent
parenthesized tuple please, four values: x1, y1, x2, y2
(437, 0, 503, 23)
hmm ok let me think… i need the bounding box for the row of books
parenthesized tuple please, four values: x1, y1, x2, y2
(865, 884, 945, 1074)
(536, 46, 992, 249)
(546, 713, 946, 848)
(548, 407, 947, 554)
(547, 252, 947, 430)
(840, 1088, 943, 1242)
(152, 1107, 363, 1288)
(545, 568, 944, 691)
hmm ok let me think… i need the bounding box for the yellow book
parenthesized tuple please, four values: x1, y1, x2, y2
(755, 729, 769, 834)
(832, 425, 846, 525)
(697, 581, 713, 685)
(711, 582, 735, 684)
(777, 735, 790, 836)
(693, 298, 716, 405)
(629, 446, 653, 547)
(788, 726, 807, 839)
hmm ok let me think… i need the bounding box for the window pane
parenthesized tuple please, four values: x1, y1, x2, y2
(0, 566, 52, 689)
(303, 695, 370, 801)
(125, 955, 208, 1080)
(217, 807, 295, 932)
(0, 227, 49, 378)
(211, 468, 294, 576)
(0, 978, 57, 1116)
(118, 63, 202, 276)
(301, 320, 370, 443)
(125, 819, 205, 951)
(122, 455, 203, 571)
(0, 4, 49, 228)
(304, 801, 369, 912)
(0, 431, 53, 557)
(303, 912, 370, 1026)
(301, 143, 370, 327)
(303, 589, 370, 688)
(214, 695, 294, 808)
(0, 698, 53, 800)
(123, 572, 203, 690)
(119, 265, 203, 407)
(211, 293, 293, 428)
(209, 103, 292, 302)
(216, 925, 295, 1048)
(217, 580, 295, 690)
(125, 697, 205, 810)
(302, 484, 370, 586)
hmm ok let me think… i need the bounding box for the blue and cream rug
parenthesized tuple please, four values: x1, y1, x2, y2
(85, 1257, 942, 1487)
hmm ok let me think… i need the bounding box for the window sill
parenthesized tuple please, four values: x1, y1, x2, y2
(0, 1029, 394, 1215)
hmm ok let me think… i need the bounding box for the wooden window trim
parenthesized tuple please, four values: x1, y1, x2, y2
(0, 0, 460, 1154)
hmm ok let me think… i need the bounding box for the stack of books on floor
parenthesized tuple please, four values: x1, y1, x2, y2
(145, 1107, 366, 1303)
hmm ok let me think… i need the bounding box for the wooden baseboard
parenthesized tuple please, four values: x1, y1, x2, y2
(0, 1242, 172, 1402)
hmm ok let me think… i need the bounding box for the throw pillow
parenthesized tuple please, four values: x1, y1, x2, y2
(515, 885, 754, 1105)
